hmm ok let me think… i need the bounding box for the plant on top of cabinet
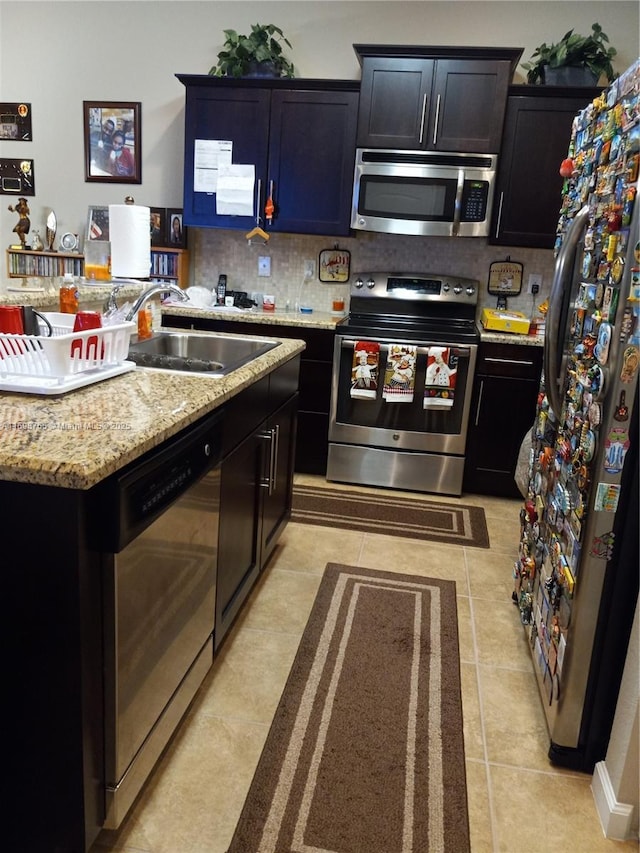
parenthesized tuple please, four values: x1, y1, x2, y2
(210, 23, 295, 78)
(522, 23, 617, 86)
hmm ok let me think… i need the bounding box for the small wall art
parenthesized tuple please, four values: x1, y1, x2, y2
(319, 246, 351, 282)
(0, 102, 32, 140)
(0, 158, 35, 196)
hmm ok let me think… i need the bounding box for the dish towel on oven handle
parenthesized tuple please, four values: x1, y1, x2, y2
(424, 346, 457, 409)
(350, 340, 380, 400)
(383, 344, 418, 403)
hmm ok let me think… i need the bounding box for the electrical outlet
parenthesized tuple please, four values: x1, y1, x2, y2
(304, 259, 315, 280)
(258, 256, 271, 277)
(528, 273, 542, 294)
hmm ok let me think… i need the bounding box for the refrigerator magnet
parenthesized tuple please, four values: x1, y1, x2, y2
(620, 345, 639, 382)
(595, 322, 612, 364)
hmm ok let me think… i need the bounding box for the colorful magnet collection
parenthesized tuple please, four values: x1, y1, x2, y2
(513, 62, 639, 701)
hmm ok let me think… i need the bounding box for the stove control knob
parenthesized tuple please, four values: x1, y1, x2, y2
(453, 285, 463, 294)
(367, 278, 375, 289)
(354, 277, 364, 289)
(466, 286, 476, 296)
(442, 283, 450, 292)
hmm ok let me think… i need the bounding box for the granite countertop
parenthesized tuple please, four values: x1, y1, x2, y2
(1, 279, 145, 310)
(161, 303, 346, 331)
(478, 327, 544, 347)
(0, 330, 304, 490)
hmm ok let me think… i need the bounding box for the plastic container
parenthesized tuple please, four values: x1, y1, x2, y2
(59, 274, 79, 314)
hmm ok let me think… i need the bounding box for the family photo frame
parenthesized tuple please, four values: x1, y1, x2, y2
(83, 101, 141, 183)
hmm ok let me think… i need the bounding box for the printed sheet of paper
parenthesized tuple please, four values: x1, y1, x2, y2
(215, 163, 255, 216)
(193, 139, 232, 193)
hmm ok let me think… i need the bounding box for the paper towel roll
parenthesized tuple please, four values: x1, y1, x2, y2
(109, 204, 151, 278)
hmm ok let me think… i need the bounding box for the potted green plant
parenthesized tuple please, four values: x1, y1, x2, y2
(209, 23, 295, 78)
(522, 22, 617, 85)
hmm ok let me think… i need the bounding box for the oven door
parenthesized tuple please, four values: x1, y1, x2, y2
(329, 335, 477, 455)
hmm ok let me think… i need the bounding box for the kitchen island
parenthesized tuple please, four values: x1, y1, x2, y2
(1, 330, 304, 853)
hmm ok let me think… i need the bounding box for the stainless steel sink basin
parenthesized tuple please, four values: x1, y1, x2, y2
(128, 330, 279, 376)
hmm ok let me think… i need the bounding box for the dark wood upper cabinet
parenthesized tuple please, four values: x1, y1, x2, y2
(176, 75, 359, 236)
(490, 85, 601, 248)
(354, 45, 522, 153)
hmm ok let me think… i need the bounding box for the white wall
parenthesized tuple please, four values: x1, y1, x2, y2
(0, 1, 638, 243)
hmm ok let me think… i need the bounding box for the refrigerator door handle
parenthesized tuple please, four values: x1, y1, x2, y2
(544, 204, 590, 419)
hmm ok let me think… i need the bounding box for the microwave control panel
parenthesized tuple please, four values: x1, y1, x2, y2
(461, 180, 489, 222)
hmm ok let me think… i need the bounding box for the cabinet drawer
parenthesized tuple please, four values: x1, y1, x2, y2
(477, 343, 542, 379)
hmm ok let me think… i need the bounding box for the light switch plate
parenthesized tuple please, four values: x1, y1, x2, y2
(258, 256, 271, 277)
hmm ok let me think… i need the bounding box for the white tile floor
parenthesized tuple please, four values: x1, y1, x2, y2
(92, 476, 637, 853)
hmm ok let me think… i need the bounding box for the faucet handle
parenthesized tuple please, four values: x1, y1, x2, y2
(103, 282, 124, 315)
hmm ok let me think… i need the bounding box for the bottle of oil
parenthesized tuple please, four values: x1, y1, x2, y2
(59, 273, 79, 314)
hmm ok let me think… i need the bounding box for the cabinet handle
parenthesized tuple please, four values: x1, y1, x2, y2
(271, 423, 280, 494)
(484, 357, 534, 367)
(494, 191, 504, 239)
(419, 93, 428, 145)
(474, 379, 484, 427)
(259, 425, 279, 495)
(255, 178, 263, 226)
(432, 94, 441, 146)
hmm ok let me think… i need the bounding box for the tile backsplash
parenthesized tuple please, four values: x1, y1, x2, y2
(193, 228, 556, 319)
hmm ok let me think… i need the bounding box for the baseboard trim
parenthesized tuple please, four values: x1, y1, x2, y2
(591, 760, 635, 841)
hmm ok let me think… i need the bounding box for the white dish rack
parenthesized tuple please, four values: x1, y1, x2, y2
(0, 312, 137, 395)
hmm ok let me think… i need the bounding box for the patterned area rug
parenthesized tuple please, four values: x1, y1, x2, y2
(291, 484, 490, 548)
(227, 563, 470, 852)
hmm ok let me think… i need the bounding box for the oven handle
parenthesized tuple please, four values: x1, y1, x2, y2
(339, 339, 472, 358)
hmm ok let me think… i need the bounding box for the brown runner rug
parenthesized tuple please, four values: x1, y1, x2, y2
(291, 484, 490, 548)
(228, 563, 470, 853)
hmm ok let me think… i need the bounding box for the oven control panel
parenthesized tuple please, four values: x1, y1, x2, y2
(350, 272, 478, 306)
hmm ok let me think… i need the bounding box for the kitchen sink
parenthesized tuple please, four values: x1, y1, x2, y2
(128, 330, 279, 376)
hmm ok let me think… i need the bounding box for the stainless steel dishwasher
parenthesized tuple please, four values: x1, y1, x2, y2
(94, 410, 222, 829)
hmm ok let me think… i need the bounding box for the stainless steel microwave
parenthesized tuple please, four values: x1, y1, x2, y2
(351, 148, 497, 237)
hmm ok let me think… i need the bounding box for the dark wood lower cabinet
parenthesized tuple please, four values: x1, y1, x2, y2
(164, 314, 334, 475)
(215, 364, 299, 650)
(464, 342, 543, 498)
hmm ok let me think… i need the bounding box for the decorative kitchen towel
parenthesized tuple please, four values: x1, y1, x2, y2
(383, 344, 418, 402)
(424, 346, 457, 409)
(350, 341, 379, 399)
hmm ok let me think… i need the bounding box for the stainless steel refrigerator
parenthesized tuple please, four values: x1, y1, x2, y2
(513, 60, 639, 772)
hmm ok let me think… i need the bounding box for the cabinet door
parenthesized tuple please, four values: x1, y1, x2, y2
(260, 393, 297, 568)
(431, 60, 511, 153)
(464, 346, 542, 497)
(182, 86, 270, 230)
(215, 429, 262, 649)
(268, 90, 358, 235)
(490, 90, 600, 248)
(356, 57, 434, 149)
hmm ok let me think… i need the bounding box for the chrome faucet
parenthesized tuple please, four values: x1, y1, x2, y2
(104, 282, 189, 321)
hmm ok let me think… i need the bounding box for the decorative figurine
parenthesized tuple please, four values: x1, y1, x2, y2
(46, 209, 57, 252)
(8, 197, 30, 248)
(31, 229, 44, 251)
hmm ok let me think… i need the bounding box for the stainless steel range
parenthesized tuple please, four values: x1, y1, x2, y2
(327, 271, 479, 495)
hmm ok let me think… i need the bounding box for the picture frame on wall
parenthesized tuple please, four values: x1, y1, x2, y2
(150, 207, 166, 247)
(166, 208, 186, 248)
(83, 101, 141, 183)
